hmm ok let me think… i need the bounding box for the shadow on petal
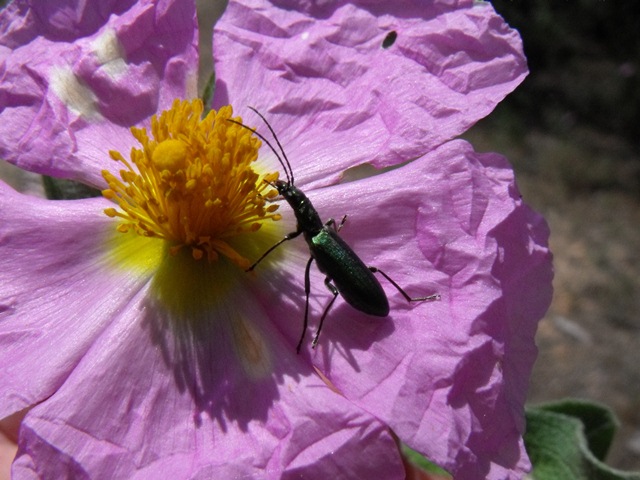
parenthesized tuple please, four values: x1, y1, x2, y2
(315, 301, 396, 372)
(139, 249, 308, 432)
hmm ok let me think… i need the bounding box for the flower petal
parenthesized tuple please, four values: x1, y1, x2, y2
(262, 140, 552, 479)
(0, 0, 198, 186)
(0, 181, 156, 417)
(212, 0, 527, 187)
(11, 286, 405, 479)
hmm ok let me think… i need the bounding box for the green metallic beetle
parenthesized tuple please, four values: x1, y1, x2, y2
(232, 108, 439, 353)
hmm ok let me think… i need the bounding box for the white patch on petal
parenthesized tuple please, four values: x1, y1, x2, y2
(230, 314, 272, 379)
(92, 29, 127, 77)
(185, 70, 198, 99)
(300, 31, 310, 41)
(50, 66, 101, 119)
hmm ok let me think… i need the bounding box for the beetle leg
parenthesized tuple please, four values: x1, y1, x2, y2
(325, 218, 336, 230)
(296, 256, 315, 353)
(325, 215, 348, 233)
(312, 278, 340, 349)
(369, 267, 441, 303)
(262, 180, 283, 201)
(246, 229, 302, 272)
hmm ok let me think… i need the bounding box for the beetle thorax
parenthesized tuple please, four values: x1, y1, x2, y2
(276, 181, 323, 234)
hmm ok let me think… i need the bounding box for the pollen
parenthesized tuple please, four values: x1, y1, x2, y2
(102, 99, 281, 269)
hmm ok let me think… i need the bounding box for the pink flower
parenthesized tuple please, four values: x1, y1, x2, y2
(0, 0, 552, 479)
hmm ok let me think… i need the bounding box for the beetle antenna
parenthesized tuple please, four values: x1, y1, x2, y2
(226, 116, 292, 185)
(227, 114, 293, 185)
(248, 106, 295, 185)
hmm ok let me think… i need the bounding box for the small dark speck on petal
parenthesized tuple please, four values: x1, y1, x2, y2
(382, 31, 397, 49)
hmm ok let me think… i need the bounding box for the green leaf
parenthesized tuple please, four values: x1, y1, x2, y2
(539, 399, 619, 461)
(525, 400, 640, 480)
(201, 72, 216, 113)
(400, 443, 451, 478)
(42, 176, 102, 200)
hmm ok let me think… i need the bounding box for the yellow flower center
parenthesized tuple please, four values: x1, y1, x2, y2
(101, 99, 281, 270)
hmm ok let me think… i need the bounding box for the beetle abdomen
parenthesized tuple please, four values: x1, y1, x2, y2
(311, 228, 389, 316)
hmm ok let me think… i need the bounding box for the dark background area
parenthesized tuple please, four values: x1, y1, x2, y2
(465, 0, 640, 470)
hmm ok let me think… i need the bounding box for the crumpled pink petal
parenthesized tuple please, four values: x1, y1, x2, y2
(0, 0, 198, 187)
(212, 0, 527, 188)
(0, 183, 154, 418)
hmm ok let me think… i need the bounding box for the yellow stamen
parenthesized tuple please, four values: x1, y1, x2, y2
(101, 99, 281, 269)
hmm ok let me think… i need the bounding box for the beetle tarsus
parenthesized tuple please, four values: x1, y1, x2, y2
(369, 267, 440, 303)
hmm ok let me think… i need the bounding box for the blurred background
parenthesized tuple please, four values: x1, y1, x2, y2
(1, 0, 638, 472)
(465, 0, 640, 470)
